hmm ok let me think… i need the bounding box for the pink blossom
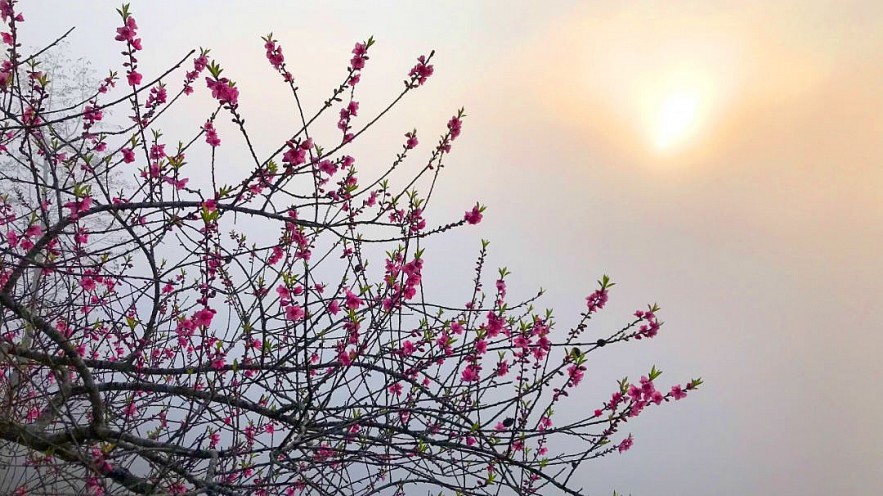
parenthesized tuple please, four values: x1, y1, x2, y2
(285, 305, 305, 321)
(671, 385, 687, 400)
(585, 288, 608, 313)
(461, 364, 480, 382)
(121, 147, 135, 163)
(145, 84, 167, 109)
(447, 116, 462, 140)
(80, 277, 96, 292)
(202, 120, 220, 147)
(464, 204, 483, 225)
(328, 299, 341, 315)
(268, 245, 284, 265)
(627, 384, 642, 402)
(63, 196, 93, 218)
(388, 382, 403, 397)
(344, 290, 363, 311)
(263, 36, 285, 70)
(617, 434, 634, 453)
(24, 224, 41, 238)
(485, 312, 504, 337)
(282, 142, 306, 166)
(211, 353, 226, 370)
(127, 70, 142, 87)
(276, 284, 291, 301)
(205, 76, 239, 106)
(338, 348, 352, 366)
(149, 143, 166, 160)
(651, 390, 664, 405)
(350, 42, 369, 71)
(408, 55, 434, 86)
(83, 104, 103, 126)
(496, 360, 509, 377)
(115, 16, 138, 43)
(636, 309, 661, 339)
(318, 160, 338, 176)
(451, 321, 464, 334)
(405, 131, 418, 149)
(567, 364, 585, 386)
(193, 308, 216, 328)
(401, 340, 416, 356)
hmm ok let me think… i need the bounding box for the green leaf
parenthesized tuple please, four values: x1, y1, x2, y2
(648, 365, 663, 381)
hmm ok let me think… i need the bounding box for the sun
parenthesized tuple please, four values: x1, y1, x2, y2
(638, 69, 714, 154)
(653, 90, 702, 150)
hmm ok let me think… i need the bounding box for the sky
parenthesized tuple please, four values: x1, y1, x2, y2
(21, 1, 883, 495)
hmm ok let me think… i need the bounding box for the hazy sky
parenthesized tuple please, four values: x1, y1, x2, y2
(22, 1, 883, 495)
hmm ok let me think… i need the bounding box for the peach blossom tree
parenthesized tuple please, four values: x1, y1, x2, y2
(0, 2, 700, 495)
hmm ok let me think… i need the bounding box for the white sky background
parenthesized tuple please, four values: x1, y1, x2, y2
(20, 1, 883, 495)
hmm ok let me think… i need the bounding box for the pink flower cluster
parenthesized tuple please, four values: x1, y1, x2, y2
(338, 100, 359, 142)
(349, 41, 370, 85)
(183, 50, 209, 95)
(670, 384, 688, 400)
(4, 223, 41, 251)
(202, 120, 220, 147)
(627, 375, 664, 418)
(82, 102, 103, 130)
(617, 434, 634, 453)
(634, 308, 660, 339)
(97, 72, 116, 94)
(405, 207, 425, 234)
(114, 15, 141, 49)
(263, 34, 293, 82)
(380, 252, 423, 312)
(447, 115, 462, 140)
(512, 318, 553, 364)
(438, 111, 464, 153)
(63, 195, 93, 219)
(0, 1, 23, 23)
(144, 83, 167, 112)
(115, 12, 143, 86)
(567, 363, 586, 386)
(461, 363, 481, 383)
(205, 76, 239, 106)
(282, 138, 311, 168)
(405, 131, 418, 149)
(585, 287, 609, 313)
(0, 0, 21, 92)
(268, 209, 312, 264)
(464, 204, 483, 225)
(408, 55, 434, 86)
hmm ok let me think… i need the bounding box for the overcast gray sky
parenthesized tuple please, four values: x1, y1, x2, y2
(21, 1, 883, 494)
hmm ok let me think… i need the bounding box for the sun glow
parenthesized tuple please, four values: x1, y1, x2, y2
(636, 69, 716, 154)
(557, 18, 745, 160)
(653, 90, 702, 150)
